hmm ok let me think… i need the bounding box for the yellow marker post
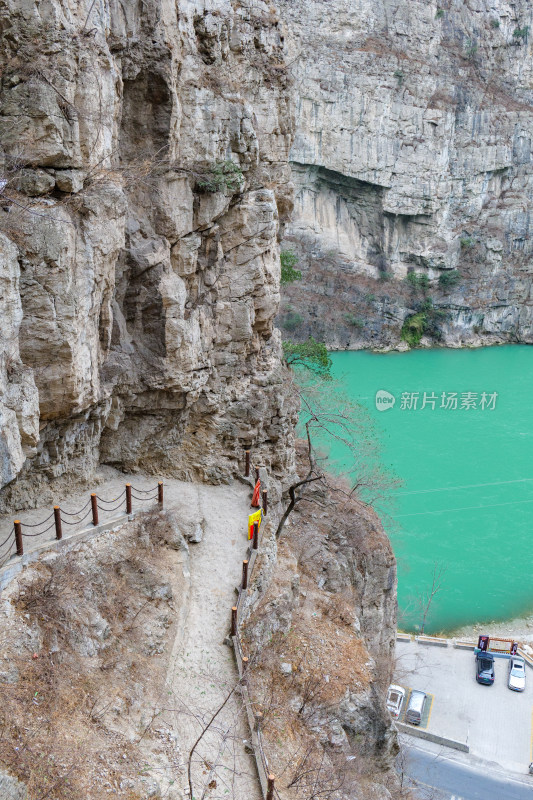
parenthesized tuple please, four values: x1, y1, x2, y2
(248, 509, 262, 540)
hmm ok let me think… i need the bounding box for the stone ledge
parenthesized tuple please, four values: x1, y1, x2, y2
(415, 635, 448, 647)
(0, 513, 132, 592)
(396, 632, 413, 642)
(396, 722, 469, 753)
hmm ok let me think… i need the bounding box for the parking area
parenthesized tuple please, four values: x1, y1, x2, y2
(395, 640, 533, 773)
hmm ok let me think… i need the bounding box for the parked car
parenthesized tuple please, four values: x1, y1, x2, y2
(476, 651, 495, 685)
(508, 656, 526, 692)
(386, 685, 405, 718)
(405, 690, 427, 725)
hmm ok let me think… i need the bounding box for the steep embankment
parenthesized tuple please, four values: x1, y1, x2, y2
(277, 0, 533, 349)
(243, 460, 399, 800)
(0, 0, 295, 510)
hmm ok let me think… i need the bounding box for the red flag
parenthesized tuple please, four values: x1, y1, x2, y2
(251, 479, 261, 508)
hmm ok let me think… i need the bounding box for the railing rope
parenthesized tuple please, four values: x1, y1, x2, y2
(2, 481, 163, 565)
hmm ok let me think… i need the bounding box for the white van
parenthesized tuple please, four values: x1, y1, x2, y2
(405, 690, 427, 725)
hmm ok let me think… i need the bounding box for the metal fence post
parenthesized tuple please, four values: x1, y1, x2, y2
(242, 559, 249, 590)
(245, 450, 250, 477)
(231, 606, 237, 637)
(14, 521, 23, 556)
(262, 489, 268, 516)
(54, 506, 62, 540)
(125, 483, 132, 515)
(91, 494, 98, 526)
(267, 775, 275, 800)
(158, 481, 164, 507)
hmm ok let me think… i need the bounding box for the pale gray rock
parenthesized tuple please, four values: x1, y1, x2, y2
(54, 169, 84, 193)
(0, 0, 297, 512)
(0, 771, 26, 800)
(278, 0, 533, 349)
(15, 169, 54, 196)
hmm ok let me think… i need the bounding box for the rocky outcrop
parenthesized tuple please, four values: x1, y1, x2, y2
(0, 0, 296, 509)
(277, 0, 533, 349)
(243, 473, 398, 797)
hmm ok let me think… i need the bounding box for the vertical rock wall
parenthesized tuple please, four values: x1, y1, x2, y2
(277, 0, 533, 349)
(0, 0, 297, 508)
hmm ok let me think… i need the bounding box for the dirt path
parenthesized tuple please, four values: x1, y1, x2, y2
(0, 470, 261, 800)
(161, 480, 262, 800)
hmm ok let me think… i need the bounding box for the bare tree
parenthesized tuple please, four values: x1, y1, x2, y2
(276, 377, 400, 540)
(417, 562, 447, 635)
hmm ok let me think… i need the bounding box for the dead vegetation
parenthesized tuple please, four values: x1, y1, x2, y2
(0, 511, 187, 799)
(242, 445, 403, 800)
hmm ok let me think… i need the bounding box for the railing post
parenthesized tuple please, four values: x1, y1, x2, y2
(255, 711, 263, 731)
(267, 774, 275, 800)
(158, 481, 164, 507)
(231, 606, 238, 637)
(252, 521, 259, 551)
(54, 506, 62, 540)
(242, 559, 249, 590)
(262, 489, 268, 516)
(125, 483, 132, 515)
(14, 521, 23, 557)
(245, 449, 250, 478)
(242, 655, 249, 673)
(91, 493, 99, 526)
(255, 467, 260, 482)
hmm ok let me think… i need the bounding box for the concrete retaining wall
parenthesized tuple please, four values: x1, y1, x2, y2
(396, 722, 469, 752)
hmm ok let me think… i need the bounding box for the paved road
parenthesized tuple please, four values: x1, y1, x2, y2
(401, 740, 533, 800)
(395, 640, 533, 772)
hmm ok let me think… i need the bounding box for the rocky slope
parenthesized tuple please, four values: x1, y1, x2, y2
(243, 466, 399, 800)
(277, 0, 533, 349)
(0, 0, 296, 509)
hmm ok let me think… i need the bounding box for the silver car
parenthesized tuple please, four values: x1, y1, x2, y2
(508, 656, 526, 692)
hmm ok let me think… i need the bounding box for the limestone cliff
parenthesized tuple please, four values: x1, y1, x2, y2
(0, 0, 296, 509)
(277, 0, 533, 349)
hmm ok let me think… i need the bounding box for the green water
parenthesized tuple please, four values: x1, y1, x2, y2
(325, 345, 533, 634)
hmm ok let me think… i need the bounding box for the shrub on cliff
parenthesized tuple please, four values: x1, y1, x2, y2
(280, 250, 302, 284)
(282, 337, 332, 379)
(438, 269, 461, 290)
(196, 160, 243, 193)
(281, 311, 303, 332)
(406, 271, 429, 291)
(401, 299, 447, 346)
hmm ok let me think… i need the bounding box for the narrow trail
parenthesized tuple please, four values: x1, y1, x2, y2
(0, 469, 262, 799)
(163, 481, 262, 800)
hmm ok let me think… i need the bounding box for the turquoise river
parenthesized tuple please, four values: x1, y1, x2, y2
(325, 345, 533, 635)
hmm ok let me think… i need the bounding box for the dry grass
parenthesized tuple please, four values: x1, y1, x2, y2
(0, 514, 185, 799)
(242, 447, 397, 799)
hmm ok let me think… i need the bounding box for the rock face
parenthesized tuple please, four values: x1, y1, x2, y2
(244, 480, 398, 797)
(277, 0, 533, 349)
(0, 0, 296, 508)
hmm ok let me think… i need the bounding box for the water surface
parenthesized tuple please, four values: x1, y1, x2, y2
(326, 346, 533, 634)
